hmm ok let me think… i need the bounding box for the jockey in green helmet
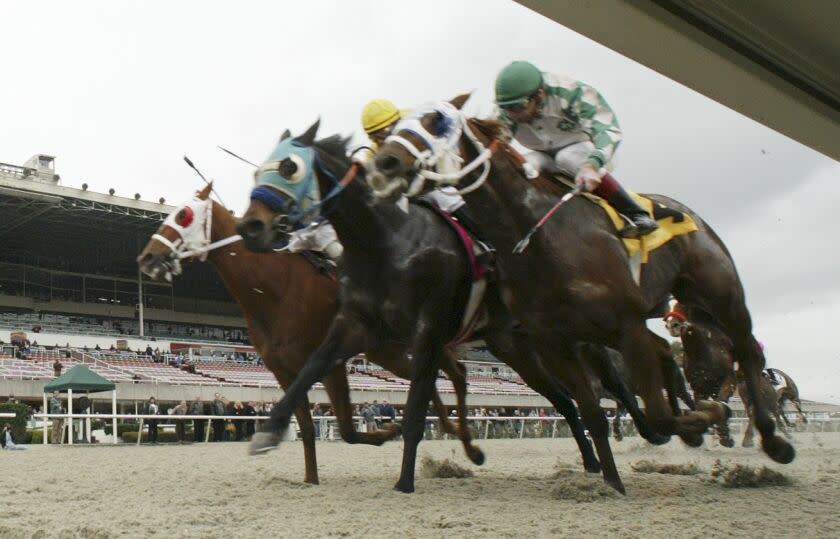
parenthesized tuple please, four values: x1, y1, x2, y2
(495, 61, 658, 239)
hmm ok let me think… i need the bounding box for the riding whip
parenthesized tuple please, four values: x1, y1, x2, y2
(217, 146, 259, 168)
(183, 155, 228, 208)
(513, 185, 582, 254)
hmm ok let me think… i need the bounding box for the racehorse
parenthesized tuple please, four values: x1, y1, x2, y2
(368, 95, 793, 468)
(234, 121, 669, 494)
(667, 306, 807, 446)
(767, 368, 808, 426)
(136, 183, 481, 483)
(666, 304, 739, 447)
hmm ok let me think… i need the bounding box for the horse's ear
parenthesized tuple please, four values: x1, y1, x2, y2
(295, 118, 320, 146)
(279, 129, 291, 143)
(197, 182, 213, 200)
(449, 93, 472, 110)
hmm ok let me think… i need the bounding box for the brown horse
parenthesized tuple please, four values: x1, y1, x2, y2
(767, 368, 808, 426)
(738, 371, 789, 447)
(666, 305, 738, 447)
(370, 96, 792, 467)
(136, 183, 480, 484)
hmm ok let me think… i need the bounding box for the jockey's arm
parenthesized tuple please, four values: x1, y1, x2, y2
(562, 80, 623, 172)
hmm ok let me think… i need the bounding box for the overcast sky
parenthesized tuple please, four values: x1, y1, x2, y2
(2, 1, 839, 404)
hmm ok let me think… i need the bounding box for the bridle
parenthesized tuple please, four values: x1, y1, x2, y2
(379, 104, 499, 198)
(150, 197, 242, 279)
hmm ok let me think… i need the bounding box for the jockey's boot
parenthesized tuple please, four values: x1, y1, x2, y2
(452, 207, 496, 267)
(595, 173, 659, 239)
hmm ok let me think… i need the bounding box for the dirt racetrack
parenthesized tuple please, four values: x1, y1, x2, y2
(3, 432, 838, 538)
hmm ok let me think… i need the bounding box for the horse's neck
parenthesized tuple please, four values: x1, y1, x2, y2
(206, 204, 289, 316)
(462, 151, 547, 250)
(315, 160, 390, 251)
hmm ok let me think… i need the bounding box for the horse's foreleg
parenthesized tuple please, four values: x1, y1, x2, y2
(292, 399, 319, 484)
(275, 369, 319, 484)
(734, 337, 794, 463)
(715, 376, 736, 448)
(251, 316, 362, 455)
(590, 345, 670, 446)
(323, 365, 400, 447)
(394, 332, 445, 494)
(486, 331, 601, 474)
(440, 349, 484, 465)
(567, 366, 625, 494)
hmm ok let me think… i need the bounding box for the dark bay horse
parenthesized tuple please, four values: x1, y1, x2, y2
(667, 306, 806, 446)
(369, 96, 793, 468)
(136, 183, 479, 483)
(234, 121, 661, 493)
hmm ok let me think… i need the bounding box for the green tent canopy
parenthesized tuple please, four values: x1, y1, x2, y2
(44, 364, 115, 393)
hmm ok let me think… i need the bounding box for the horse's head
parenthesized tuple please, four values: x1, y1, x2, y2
(137, 183, 216, 282)
(368, 94, 475, 201)
(664, 310, 690, 338)
(237, 121, 321, 252)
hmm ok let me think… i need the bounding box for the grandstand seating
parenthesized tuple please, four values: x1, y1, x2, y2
(1, 343, 540, 396)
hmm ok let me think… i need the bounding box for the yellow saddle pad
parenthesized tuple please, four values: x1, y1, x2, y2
(591, 193, 698, 263)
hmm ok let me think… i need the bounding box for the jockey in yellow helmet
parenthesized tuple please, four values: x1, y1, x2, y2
(361, 99, 402, 148)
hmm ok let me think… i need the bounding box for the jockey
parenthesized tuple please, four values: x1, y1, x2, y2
(361, 98, 402, 149)
(495, 61, 658, 239)
(361, 98, 492, 263)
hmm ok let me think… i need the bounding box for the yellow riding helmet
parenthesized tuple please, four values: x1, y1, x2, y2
(362, 99, 401, 134)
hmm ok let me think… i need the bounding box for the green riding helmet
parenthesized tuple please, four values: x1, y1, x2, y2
(495, 61, 543, 107)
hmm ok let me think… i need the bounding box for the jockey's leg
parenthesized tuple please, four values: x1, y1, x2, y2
(595, 174, 659, 239)
(553, 142, 658, 238)
(429, 187, 496, 265)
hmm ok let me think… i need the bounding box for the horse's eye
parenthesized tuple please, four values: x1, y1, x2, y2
(175, 207, 194, 227)
(431, 111, 451, 137)
(279, 158, 298, 179)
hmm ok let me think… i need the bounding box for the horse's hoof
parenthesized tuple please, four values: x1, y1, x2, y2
(605, 476, 626, 495)
(762, 435, 795, 464)
(614, 432, 623, 442)
(248, 432, 281, 455)
(679, 431, 704, 448)
(584, 461, 601, 474)
(467, 446, 485, 466)
(719, 437, 735, 448)
(742, 439, 754, 448)
(393, 481, 415, 494)
(644, 432, 671, 446)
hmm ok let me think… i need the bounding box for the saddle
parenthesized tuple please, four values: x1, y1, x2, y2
(300, 250, 338, 282)
(549, 175, 698, 264)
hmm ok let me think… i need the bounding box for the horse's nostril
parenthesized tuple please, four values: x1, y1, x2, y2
(138, 252, 153, 266)
(376, 154, 401, 176)
(238, 219, 265, 239)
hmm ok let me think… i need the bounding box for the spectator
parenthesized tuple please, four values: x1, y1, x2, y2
(232, 401, 245, 441)
(212, 393, 226, 442)
(189, 396, 205, 442)
(49, 391, 64, 444)
(380, 400, 395, 424)
(171, 400, 189, 443)
(361, 402, 376, 433)
(53, 359, 63, 378)
(1, 423, 25, 450)
(244, 401, 257, 440)
(144, 397, 159, 444)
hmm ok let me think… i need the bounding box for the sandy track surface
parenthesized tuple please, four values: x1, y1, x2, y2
(3, 432, 838, 538)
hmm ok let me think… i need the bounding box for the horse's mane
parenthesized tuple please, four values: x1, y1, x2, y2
(313, 134, 352, 166)
(467, 117, 570, 199)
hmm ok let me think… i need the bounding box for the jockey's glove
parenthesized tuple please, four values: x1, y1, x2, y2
(575, 163, 602, 192)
